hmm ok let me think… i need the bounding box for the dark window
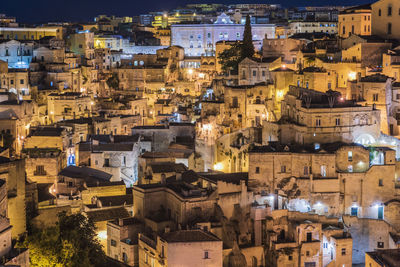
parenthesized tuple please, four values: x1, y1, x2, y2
(281, 165, 286, 173)
(111, 239, 117, 247)
(388, 23, 392, 35)
(304, 166, 309, 176)
(379, 9, 382, 16)
(204, 251, 209, 259)
(377, 242, 384, 248)
(255, 167, 260, 174)
(288, 255, 293, 261)
(306, 251, 310, 256)
(379, 179, 383, 186)
(104, 158, 110, 167)
(388, 5, 392, 16)
(35, 165, 46, 175)
(341, 248, 346, 255)
(307, 232, 312, 242)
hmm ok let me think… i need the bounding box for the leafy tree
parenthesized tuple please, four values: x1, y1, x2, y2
(18, 212, 105, 267)
(241, 15, 254, 60)
(217, 42, 241, 74)
(218, 15, 255, 74)
(106, 73, 119, 89)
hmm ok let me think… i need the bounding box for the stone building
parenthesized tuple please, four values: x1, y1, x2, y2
(238, 57, 277, 86)
(265, 210, 352, 267)
(365, 248, 400, 266)
(171, 13, 275, 56)
(249, 142, 399, 220)
(0, 40, 33, 69)
(107, 217, 144, 265)
(47, 92, 93, 123)
(263, 86, 381, 146)
(338, 4, 372, 38)
(0, 157, 26, 238)
(371, 0, 400, 40)
(263, 38, 307, 64)
(347, 74, 397, 135)
(138, 230, 223, 267)
(23, 148, 65, 184)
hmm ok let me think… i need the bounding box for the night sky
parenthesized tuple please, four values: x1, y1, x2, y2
(3, 0, 371, 24)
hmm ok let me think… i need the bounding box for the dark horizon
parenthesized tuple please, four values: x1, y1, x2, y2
(3, 0, 372, 24)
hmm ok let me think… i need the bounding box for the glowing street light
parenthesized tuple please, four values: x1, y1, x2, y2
(213, 162, 223, 171)
(348, 72, 357, 81)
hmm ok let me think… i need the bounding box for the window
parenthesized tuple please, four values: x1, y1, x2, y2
(388, 5, 392, 16)
(20, 79, 24, 84)
(262, 70, 265, 77)
(379, 179, 383, 186)
(373, 94, 379, 102)
(378, 206, 384, 219)
(110, 239, 117, 247)
(35, 165, 46, 175)
(281, 165, 286, 173)
(122, 252, 128, 263)
(104, 158, 110, 167)
(348, 151, 353, 161)
(341, 248, 346, 255)
(351, 206, 358, 216)
(342, 26, 346, 35)
(316, 119, 321, 127)
(379, 9, 382, 16)
(255, 167, 260, 174)
(306, 251, 310, 256)
(252, 70, 256, 77)
(304, 166, 309, 176)
(388, 23, 392, 35)
(321, 165, 327, 177)
(377, 242, 384, 248)
(323, 243, 328, 249)
(307, 232, 312, 242)
(348, 165, 353, 172)
(288, 255, 293, 260)
(204, 251, 209, 259)
(335, 118, 340, 126)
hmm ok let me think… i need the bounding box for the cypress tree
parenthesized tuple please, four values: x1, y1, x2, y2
(241, 15, 255, 60)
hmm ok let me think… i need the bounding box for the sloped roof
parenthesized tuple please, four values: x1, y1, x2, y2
(161, 230, 221, 243)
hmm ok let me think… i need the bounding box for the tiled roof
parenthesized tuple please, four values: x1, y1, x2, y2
(161, 230, 221, 243)
(59, 166, 112, 181)
(86, 207, 130, 222)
